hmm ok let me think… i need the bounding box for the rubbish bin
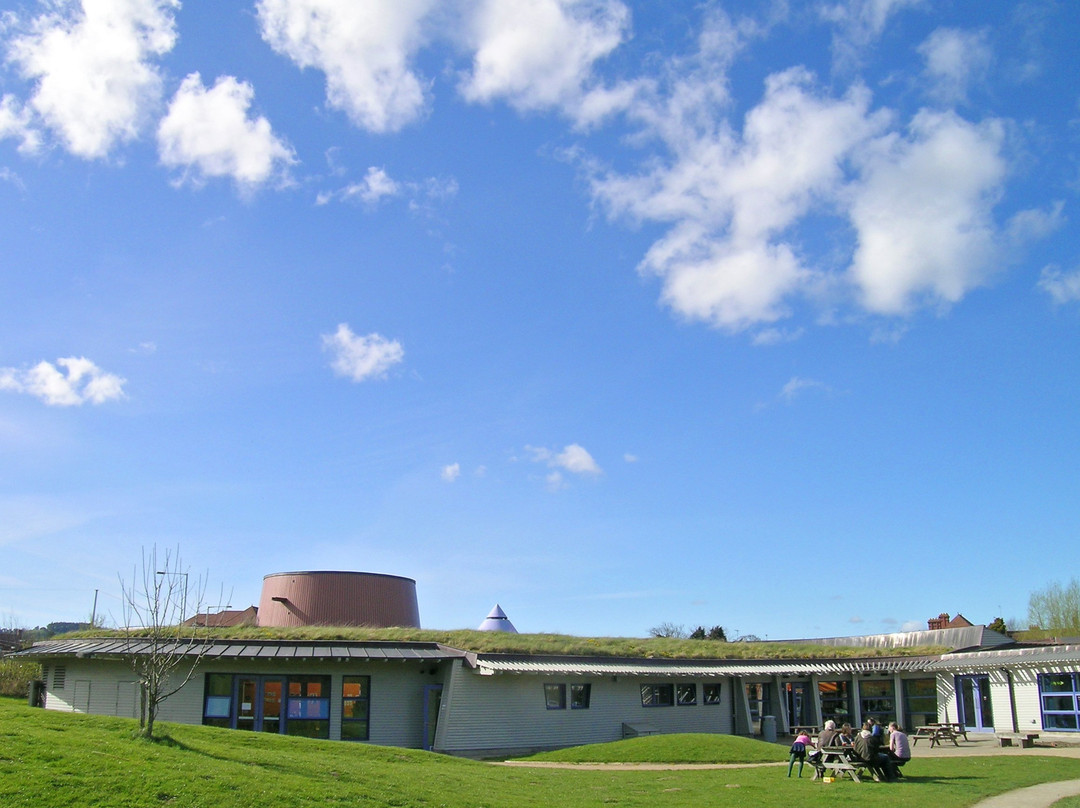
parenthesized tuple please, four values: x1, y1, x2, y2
(761, 714, 777, 743)
(28, 679, 44, 708)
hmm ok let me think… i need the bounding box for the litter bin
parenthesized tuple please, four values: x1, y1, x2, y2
(761, 714, 777, 743)
(28, 679, 44, 708)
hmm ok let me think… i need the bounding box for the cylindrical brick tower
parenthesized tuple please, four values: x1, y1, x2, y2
(256, 571, 421, 628)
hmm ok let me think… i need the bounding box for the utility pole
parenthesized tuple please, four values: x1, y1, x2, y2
(90, 589, 99, 628)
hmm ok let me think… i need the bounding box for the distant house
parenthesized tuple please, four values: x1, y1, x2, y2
(927, 612, 975, 631)
(16, 624, 1080, 756)
(181, 606, 258, 628)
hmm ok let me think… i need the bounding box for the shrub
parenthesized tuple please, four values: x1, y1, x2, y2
(0, 658, 42, 698)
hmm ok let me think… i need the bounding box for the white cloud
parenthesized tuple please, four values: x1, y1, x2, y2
(322, 323, 404, 382)
(918, 27, 992, 106)
(623, 453, 638, 463)
(847, 110, 1007, 313)
(342, 166, 400, 205)
(780, 376, 831, 402)
(820, 0, 924, 71)
(593, 67, 886, 331)
(8, 0, 179, 159)
(0, 357, 126, 406)
(441, 462, 461, 482)
(0, 94, 41, 154)
(256, 0, 435, 133)
(458, 0, 632, 125)
(752, 326, 805, 346)
(1038, 265, 1080, 305)
(528, 443, 602, 476)
(157, 73, 295, 190)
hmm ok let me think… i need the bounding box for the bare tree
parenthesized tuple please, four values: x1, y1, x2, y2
(1028, 579, 1080, 634)
(649, 621, 688, 639)
(119, 546, 219, 739)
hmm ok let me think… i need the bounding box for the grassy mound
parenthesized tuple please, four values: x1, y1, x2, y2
(520, 733, 784, 764)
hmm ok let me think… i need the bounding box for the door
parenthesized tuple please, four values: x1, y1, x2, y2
(236, 677, 285, 733)
(423, 685, 443, 751)
(956, 675, 994, 731)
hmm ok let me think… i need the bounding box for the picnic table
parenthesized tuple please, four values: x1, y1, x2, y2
(911, 724, 960, 747)
(791, 725, 819, 738)
(811, 746, 872, 782)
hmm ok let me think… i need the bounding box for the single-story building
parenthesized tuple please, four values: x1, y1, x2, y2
(16, 624, 1080, 756)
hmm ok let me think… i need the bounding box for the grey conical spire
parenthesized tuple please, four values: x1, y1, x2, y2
(477, 603, 518, 633)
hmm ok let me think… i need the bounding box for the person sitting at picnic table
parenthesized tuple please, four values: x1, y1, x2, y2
(868, 717, 883, 739)
(854, 724, 898, 782)
(838, 722, 855, 745)
(788, 730, 812, 777)
(817, 719, 841, 748)
(887, 722, 911, 776)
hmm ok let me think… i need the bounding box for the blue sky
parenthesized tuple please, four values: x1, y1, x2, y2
(1, 0, 1078, 641)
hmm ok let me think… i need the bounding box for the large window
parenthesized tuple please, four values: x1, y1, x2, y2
(342, 676, 370, 741)
(1040, 673, 1080, 731)
(903, 678, 937, 730)
(703, 683, 722, 705)
(202, 674, 330, 738)
(677, 683, 697, 706)
(203, 673, 234, 729)
(859, 679, 895, 726)
(818, 680, 851, 726)
(286, 676, 330, 739)
(641, 683, 675, 707)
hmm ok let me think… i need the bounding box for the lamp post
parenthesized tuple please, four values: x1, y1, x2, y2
(156, 570, 189, 623)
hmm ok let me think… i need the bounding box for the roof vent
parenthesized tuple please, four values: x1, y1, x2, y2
(477, 603, 518, 633)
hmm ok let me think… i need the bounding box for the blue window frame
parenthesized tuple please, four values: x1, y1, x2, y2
(1039, 673, 1080, 731)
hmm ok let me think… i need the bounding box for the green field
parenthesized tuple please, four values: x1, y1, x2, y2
(3, 697, 1080, 808)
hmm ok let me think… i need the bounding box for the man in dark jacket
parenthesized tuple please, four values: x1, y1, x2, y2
(854, 726, 897, 781)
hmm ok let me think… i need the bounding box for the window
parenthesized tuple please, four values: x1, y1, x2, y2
(818, 680, 850, 726)
(53, 666, 66, 690)
(677, 683, 697, 706)
(859, 679, 895, 726)
(342, 676, 370, 741)
(203, 674, 234, 728)
(544, 683, 567, 709)
(703, 683, 722, 705)
(1040, 673, 1080, 731)
(570, 684, 591, 709)
(903, 678, 937, 729)
(641, 683, 674, 707)
(286, 676, 330, 739)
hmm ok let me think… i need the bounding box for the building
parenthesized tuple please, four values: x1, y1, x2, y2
(16, 625, 1080, 756)
(15, 573, 1080, 754)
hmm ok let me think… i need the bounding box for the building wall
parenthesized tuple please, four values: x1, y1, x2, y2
(41, 657, 449, 748)
(436, 668, 733, 756)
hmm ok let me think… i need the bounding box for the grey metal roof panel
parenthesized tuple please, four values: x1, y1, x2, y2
(471, 653, 939, 677)
(12, 638, 470, 662)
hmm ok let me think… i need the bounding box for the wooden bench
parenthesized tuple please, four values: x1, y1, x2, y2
(996, 733, 1039, 748)
(812, 747, 873, 783)
(911, 725, 960, 747)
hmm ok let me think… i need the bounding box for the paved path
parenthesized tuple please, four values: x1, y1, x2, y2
(972, 779, 1080, 808)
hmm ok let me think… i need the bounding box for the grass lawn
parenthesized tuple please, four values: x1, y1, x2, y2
(3, 698, 1080, 808)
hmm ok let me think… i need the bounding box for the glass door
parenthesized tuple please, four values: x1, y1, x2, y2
(957, 675, 994, 731)
(235, 676, 285, 733)
(260, 678, 284, 734)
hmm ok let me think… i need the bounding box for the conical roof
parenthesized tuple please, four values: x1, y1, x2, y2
(477, 603, 518, 633)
